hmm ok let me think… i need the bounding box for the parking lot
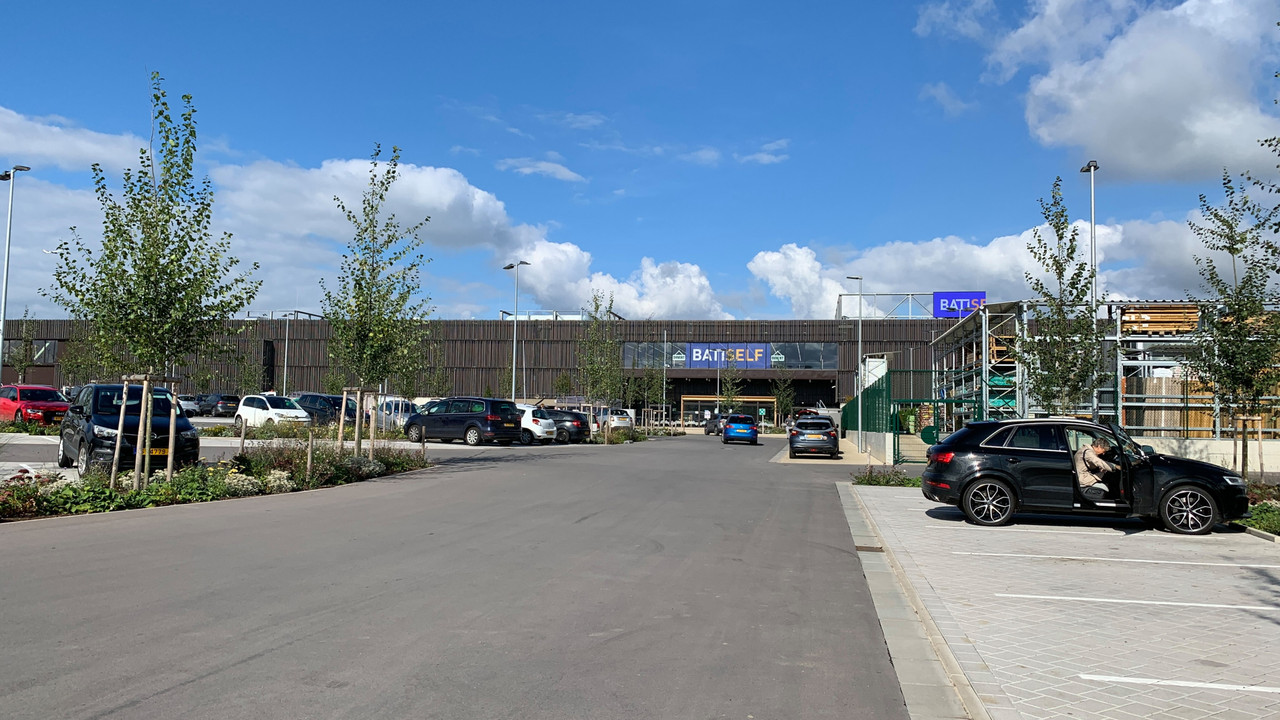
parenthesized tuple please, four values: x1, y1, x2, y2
(851, 485, 1280, 720)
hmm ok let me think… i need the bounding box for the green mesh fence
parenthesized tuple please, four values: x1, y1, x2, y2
(842, 373, 894, 433)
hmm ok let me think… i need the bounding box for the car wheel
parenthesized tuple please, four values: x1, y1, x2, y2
(556, 429, 569, 444)
(76, 440, 91, 476)
(789, 449, 797, 459)
(1160, 486, 1219, 535)
(57, 435, 73, 468)
(233, 416, 244, 431)
(721, 437, 727, 444)
(521, 429, 534, 446)
(464, 427, 482, 446)
(12, 411, 21, 422)
(962, 479, 1015, 527)
(752, 439, 758, 446)
(264, 418, 275, 428)
(406, 424, 423, 443)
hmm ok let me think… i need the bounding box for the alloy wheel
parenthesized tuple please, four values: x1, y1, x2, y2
(964, 480, 1014, 526)
(77, 441, 90, 476)
(1162, 487, 1218, 535)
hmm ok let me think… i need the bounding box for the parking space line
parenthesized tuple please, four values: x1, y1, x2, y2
(955, 552, 1280, 569)
(996, 594, 1277, 611)
(924, 524, 1168, 537)
(1079, 674, 1280, 695)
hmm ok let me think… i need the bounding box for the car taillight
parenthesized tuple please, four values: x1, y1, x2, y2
(828, 431, 837, 438)
(485, 414, 501, 421)
(931, 451, 954, 464)
(571, 421, 582, 427)
(790, 430, 799, 436)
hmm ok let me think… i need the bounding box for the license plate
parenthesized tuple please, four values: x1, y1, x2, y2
(805, 434, 822, 440)
(149, 448, 168, 456)
(51, 414, 64, 423)
(504, 422, 515, 427)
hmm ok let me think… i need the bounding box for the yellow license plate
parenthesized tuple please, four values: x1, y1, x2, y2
(805, 434, 822, 440)
(149, 448, 168, 456)
(52, 414, 64, 423)
(504, 422, 515, 427)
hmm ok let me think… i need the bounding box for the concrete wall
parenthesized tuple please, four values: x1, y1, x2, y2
(863, 432, 894, 464)
(1142, 437, 1279, 475)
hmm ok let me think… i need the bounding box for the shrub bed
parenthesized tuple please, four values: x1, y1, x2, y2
(199, 423, 407, 441)
(850, 465, 922, 488)
(0, 442, 432, 521)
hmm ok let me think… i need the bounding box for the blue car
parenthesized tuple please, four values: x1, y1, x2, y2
(722, 414, 759, 445)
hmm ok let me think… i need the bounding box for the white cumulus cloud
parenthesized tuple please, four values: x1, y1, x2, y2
(496, 157, 586, 182)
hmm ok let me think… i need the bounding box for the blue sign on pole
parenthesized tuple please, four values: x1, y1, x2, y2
(685, 343, 772, 369)
(933, 291, 986, 318)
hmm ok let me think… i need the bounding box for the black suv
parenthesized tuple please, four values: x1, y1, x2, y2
(545, 409, 590, 444)
(922, 418, 1249, 535)
(403, 397, 522, 446)
(198, 393, 240, 417)
(292, 393, 357, 425)
(58, 384, 201, 474)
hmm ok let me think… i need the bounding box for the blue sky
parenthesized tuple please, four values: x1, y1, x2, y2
(2, 0, 1279, 320)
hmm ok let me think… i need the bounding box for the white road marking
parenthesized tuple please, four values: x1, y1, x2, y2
(997, 594, 1276, 611)
(954, 552, 1280, 569)
(1079, 674, 1280, 695)
(924, 524, 1167, 537)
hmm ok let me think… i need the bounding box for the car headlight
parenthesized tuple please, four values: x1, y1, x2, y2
(180, 429, 199, 440)
(1223, 474, 1244, 486)
(23, 408, 42, 415)
(93, 425, 118, 438)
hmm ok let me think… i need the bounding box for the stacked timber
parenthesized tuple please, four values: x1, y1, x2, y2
(1121, 304, 1199, 335)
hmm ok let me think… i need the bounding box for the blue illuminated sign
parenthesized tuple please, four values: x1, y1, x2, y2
(933, 292, 986, 318)
(686, 343, 772, 369)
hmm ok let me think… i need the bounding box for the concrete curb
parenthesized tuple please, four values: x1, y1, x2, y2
(838, 483, 989, 720)
(1233, 523, 1279, 543)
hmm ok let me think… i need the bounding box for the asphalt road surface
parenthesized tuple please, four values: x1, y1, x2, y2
(0, 435, 908, 720)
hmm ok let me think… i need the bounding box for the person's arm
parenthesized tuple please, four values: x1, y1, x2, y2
(1084, 447, 1115, 474)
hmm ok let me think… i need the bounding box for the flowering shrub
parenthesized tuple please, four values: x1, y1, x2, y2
(223, 471, 262, 497)
(263, 469, 295, 494)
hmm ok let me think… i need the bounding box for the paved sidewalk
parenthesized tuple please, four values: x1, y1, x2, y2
(852, 485, 1280, 720)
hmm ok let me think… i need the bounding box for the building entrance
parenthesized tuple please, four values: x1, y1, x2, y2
(679, 395, 778, 427)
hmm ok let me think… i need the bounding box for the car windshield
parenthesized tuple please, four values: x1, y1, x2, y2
(95, 387, 174, 416)
(491, 401, 519, 418)
(938, 426, 982, 446)
(727, 415, 753, 424)
(20, 388, 66, 402)
(265, 396, 300, 410)
(220, 395, 240, 403)
(796, 420, 832, 430)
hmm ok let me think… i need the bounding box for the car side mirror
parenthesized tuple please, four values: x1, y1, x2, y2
(69, 405, 85, 416)
(1140, 445, 1155, 455)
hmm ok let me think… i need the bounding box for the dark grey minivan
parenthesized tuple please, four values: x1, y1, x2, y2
(403, 397, 522, 446)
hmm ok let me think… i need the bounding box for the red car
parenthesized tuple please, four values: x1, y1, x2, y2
(0, 384, 70, 425)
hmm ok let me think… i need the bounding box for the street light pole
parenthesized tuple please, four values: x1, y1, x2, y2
(0, 165, 31, 378)
(847, 275, 864, 453)
(1080, 160, 1099, 307)
(282, 311, 293, 395)
(503, 261, 530, 400)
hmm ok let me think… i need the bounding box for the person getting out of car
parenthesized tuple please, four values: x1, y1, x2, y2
(1075, 436, 1116, 500)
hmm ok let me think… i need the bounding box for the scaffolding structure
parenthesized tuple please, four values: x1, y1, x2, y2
(931, 300, 1279, 439)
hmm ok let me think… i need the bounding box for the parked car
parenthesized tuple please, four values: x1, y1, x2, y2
(517, 404, 556, 445)
(721, 414, 759, 445)
(292, 393, 357, 425)
(704, 413, 722, 435)
(176, 394, 200, 416)
(58, 384, 200, 474)
(199, 393, 240, 417)
(0, 384, 70, 425)
(921, 418, 1250, 535)
(403, 397, 522, 446)
(544, 409, 590, 444)
(234, 394, 312, 429)
(605, 409, 634, 430)
(789, 416, 840, 459)
(373, 398, 418, 432)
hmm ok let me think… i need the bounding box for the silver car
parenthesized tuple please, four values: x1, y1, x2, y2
(177, 394, 201, 417)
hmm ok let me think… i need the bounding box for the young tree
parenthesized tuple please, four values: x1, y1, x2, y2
(43, 72, 261, 373)
(553, 371, 575, 399)
(771, 368, 796, 423)
(5, 308, 36, 384)
(719, 356, 743, 412)
(1009, 178, 1106, 416)
(320, 144, 432, 389)
(1185, 171, 1280, 479)
(577, 291, 623, 407)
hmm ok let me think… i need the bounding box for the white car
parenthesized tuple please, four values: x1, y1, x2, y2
(177, 394, 201, 416)
(605, 409, 634, 430)
(516, 404, 556, 445)
(234, 394, 313, 429)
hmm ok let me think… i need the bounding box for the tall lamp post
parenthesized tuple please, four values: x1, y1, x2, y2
(847, 276, 864, 453)
(1080, 160, 1099, 307)
(0, 165, 31, 377)
(503, 261, 530, 400)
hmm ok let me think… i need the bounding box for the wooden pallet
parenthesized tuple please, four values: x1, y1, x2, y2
(1120, 304, 1199, 335)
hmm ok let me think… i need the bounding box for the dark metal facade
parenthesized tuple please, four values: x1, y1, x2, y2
(4, 317, 954, 405)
